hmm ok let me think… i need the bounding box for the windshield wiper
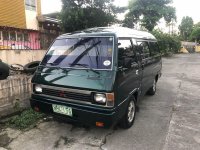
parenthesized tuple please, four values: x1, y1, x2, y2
(69, 63, 100, 75)
(71, 41, 101, 65)
(45, 62, 58, 66)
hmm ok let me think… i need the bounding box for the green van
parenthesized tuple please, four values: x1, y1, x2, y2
(30, 27, 162, 129)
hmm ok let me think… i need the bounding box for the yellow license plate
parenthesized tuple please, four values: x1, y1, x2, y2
(52, 104, 73, 117)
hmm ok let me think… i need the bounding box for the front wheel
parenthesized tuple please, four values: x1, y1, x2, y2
(120, 98, 136, 129)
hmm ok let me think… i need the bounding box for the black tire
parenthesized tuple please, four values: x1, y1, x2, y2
(23, 61, 40, 74)
(147, 79, 157, 95)
(120, 97, 136, 129)
(0, 62, 9, 80)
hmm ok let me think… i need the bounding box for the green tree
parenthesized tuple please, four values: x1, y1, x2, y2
(152, 30, 181, 55)
(179, 16, 194, 41)
(123, 0, 176, 31)
(60, 0, 126, 32)
(190, 22, 200, 43)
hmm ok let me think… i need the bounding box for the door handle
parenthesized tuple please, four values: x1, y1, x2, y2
(136, 70, 139, 75)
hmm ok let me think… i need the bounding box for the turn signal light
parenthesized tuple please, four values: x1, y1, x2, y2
(96, 122, 104, 127)
(34, 106, 40, 112)
(106, 93, 115, 107)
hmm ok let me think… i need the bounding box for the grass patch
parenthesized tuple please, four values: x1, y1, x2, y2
(6, 109, 44, 130)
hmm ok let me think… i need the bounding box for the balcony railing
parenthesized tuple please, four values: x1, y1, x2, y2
(0, 26, 58, 50)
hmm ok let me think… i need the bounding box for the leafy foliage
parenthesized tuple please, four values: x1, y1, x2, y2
(152, 30, 181, 55)
(60, 0, 126, 32)
(7, 109, 44, 130)
(190, 22, 200, 43)
(179, 16, 194, 41)
(123, 0, 176, 31)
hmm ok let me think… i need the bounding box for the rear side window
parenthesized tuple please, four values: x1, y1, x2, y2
(137, 41, 150, 59)
(149, 42, 160, 56)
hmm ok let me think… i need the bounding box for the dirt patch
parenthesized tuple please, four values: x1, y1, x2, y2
(0, 133, 11, 147)
(54, 136, 76, 148)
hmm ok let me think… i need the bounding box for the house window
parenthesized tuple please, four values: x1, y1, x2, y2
(17, 32, 23, 41)
(25, 0, 36, 11)
(24, 33, 29, 41)
(2, 31, 9, 41)
(10, 31, 16, 41)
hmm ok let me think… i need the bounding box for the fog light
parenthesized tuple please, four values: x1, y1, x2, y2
(94, 94, 106, 104)
(35, 85, 42, 93)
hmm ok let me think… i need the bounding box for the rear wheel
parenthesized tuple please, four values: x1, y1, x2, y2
(120, 97, 136, 129)
(147, 78, 157, 95)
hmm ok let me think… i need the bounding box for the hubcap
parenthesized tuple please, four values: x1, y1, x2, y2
(153, 80, 156, 92)
(127, 101, 135, 123)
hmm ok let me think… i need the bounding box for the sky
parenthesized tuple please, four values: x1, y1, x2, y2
(41, 0, 200, 25)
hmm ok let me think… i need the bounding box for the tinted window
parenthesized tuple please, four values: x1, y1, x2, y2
(149, 42, 160, 56)
(118, 39, 135, 68)
(137, 41, 150, 59)
(41, 37, 114, 70)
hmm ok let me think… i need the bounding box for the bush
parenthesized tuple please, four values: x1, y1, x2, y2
(7, 109, 44, 130)
(152, 30, 181, 56)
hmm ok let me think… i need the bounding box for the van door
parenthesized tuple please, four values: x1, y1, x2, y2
(136, 41, 154, 94)
(116, 38, 142, 104)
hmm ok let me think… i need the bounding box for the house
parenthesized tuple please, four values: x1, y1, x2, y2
(37, 12, 61, 35)
(0, 0, 60, 50)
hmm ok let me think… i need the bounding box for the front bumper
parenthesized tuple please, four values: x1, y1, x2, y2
(30, 95, 117, 128)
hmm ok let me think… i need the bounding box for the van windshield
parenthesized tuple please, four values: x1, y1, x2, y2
(41, 37, 114, 70)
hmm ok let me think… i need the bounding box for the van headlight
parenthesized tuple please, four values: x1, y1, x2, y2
(34, 84, 42, 93)
(94, 93, 106, 104)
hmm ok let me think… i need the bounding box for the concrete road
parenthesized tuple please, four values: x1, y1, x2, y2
(0, 54, 200, 150)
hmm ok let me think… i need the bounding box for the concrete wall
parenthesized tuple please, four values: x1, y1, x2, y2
(0, 50, 46, 65)
(0, 75, 32, 117)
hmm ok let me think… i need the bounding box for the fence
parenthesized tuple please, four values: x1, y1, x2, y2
(0, 26, 58, 50)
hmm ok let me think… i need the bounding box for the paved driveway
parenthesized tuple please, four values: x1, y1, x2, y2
(0, 54, 200, 150)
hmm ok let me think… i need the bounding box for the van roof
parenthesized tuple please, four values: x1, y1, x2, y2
(58, 27, 156, 40)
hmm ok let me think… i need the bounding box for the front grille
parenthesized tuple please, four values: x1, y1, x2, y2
(42, 88, 92, 102)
